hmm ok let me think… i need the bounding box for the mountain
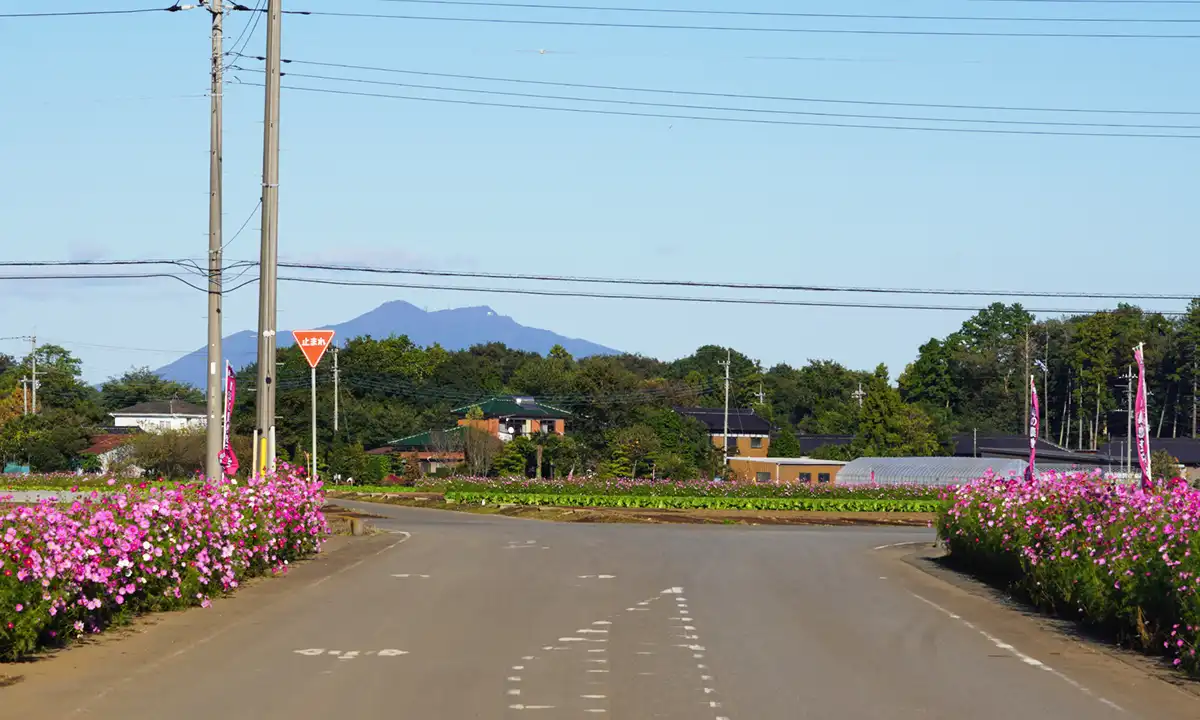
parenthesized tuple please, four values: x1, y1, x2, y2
(153, 301, 620, 388)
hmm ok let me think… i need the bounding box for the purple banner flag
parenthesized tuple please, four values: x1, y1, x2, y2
(1027, 375, 1039, 481)
(1134, 344, 1152, 489)
(219, 362, 239, 477)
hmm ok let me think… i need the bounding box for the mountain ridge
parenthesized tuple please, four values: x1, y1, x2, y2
(153, 300, 619, 388)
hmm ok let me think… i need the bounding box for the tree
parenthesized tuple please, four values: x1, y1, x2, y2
(463, 426, 502, 476)
(1150, 449, 1182, 481)
(899, 338, 955, 410)
(130, 428, 206, 478)
(493, 437, 535, 477)
(612, 424, 661, 478)
(0, 411, 92, 472)
(652, 452, 695, 481)
(769, 428, 803, 458)
(852, 365, 940, 457)
(99, 367, 203, 411)
(598, 444, 633, 479)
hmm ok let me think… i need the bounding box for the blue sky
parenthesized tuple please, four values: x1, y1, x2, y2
(2, 0, 1197, 383)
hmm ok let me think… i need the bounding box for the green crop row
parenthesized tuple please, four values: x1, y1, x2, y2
(444, 491, 942, 513)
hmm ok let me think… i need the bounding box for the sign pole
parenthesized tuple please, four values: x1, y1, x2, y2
(291, 329, 336, 482)
(311, 365, 317, 480)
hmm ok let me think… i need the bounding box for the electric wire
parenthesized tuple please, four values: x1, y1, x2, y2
(249, 54, 1200, 117)
(248, 81, 1200, 139)
(361, 0, 1200, 24)
(261, 8, 1200, 39)
(239, 67, 1200, 131)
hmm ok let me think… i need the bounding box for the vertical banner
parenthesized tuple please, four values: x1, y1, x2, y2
(1134, 343, 1152, 489)
(219, 362, 239, 478)
(1026, 374, 1040, 481)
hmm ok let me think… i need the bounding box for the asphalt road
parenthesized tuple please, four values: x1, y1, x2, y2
(4, 501, 1199, 719)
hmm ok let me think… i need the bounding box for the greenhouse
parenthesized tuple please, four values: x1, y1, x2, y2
(838, 457, 1028, 486)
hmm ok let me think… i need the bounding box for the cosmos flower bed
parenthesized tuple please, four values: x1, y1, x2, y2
(938, 471, 1200, 674)
(0, 467, 327, 661)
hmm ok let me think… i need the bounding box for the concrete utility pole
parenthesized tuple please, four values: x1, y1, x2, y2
(852, 382, 865, 409)
(1122, 365, 1134, 479)
(1024, 327, 1031, 431)
(332, 346, 339, 433)
(20, 376, 29, 415)
(720, 349, 731, 464)
(29, 336, 37, 414)
(1043, 332, 1050, 440)
(204, 0, 225, 481)
(254, 0, 283, 475)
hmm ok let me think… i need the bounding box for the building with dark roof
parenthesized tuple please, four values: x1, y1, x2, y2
(674, 407, 773, 457)
(453, 396, 570, 441)
(110, 399, 207, 433)
(1096, 437, 1200, 481)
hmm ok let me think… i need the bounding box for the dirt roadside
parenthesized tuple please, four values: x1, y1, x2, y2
(325, 491, 935, 527)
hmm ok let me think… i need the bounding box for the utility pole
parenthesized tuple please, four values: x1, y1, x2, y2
(1121, 365, 1133, 480)
(204, 0, 225, 481)
(20, 377, 29, 415)
(254, 0, 283, 475)
(852, 382, 865, 409)
(1023, 327, 1030, 431)
(29, 335, 37, 415)
(332, 346, 339, 434)
(720, 349, 731, 465)
(1043, 332, 1050, 441)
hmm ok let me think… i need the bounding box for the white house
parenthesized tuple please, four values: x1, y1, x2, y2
(110, 400, 207, 432)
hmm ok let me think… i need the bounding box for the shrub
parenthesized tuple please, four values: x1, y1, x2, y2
(939, 471, 1200, 675)
(0, 465, 327, 660)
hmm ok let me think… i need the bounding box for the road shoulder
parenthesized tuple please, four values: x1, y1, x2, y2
(0, 533, 402, 711)
(874, 541, 1200, 718)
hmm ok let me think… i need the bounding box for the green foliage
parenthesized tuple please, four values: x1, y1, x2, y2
(445, 491, 941, 513)
(1150, 449, 1182, 480)
(598, 444, 633, 480)
(768, 428, 803, 458)
(808, 443, 857, 462)
(0, 411, 92, 472)
(493, 437, 535, 477)
(611, 424, 660, 477)
(852, 367, 940, 458)
(366, 454, 392, 483)
(98, 367, 203, 412)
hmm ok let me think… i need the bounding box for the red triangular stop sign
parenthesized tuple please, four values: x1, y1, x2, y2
(292, 329, 336, 368)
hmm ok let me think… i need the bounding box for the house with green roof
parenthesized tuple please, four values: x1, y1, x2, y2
(452, 396, 570, 442)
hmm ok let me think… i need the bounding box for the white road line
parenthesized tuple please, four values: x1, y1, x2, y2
(873, 540, 925, 551)
(909, 592, 1124, 713)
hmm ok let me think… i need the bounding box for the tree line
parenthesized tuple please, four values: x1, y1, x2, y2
(2, 298, 1197, 477)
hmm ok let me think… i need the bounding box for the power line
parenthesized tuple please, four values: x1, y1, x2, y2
(241, 67, 1200, 131)
(0, 258, 208, 273)
(242, 80, 1200, 139)
(225, 0, 265, 68)
(274, 262, 1200, 302)
(276, 275, 1192, 316)
(9, 257, 1200, 302)
(1, 6, 187, 18)
(0, 272, 209, 292)
(256, 54, 1200, 117)
(361, 0, 1200, 24)
(222, 199, 262, 251)
(266, 8, 1200, 38)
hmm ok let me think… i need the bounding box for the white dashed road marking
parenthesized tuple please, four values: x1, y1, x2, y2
(909, 592, 1123, 713)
